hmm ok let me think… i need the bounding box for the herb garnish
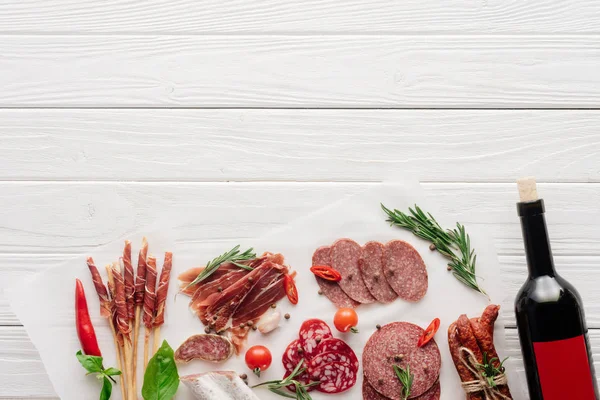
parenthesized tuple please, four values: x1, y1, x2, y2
(75, 351, 121, 400)
(253, 359, 319, 400)
(476, 352, 508, 388)
(381, 204, 487, 296)
(142, 340, 179, 400)
(186, 245, 256, 288)
(393, 364, 413, 400)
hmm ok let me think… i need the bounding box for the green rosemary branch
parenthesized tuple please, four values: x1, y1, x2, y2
(253, 359, 318, 400)
(186, 245, 256, 288)
(381, 204, 487, 296)
(476, 352, 508, 388)
(393, 364, 413, 400)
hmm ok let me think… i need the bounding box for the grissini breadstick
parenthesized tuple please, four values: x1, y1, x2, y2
(112, 261, 134, 400)
(133, 237, 148, 396)
(106, 264, 128, 400)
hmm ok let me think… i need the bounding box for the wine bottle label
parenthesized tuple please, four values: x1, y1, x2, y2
(533, 334, 596, 399)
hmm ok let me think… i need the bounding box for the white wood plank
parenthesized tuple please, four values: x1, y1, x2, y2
(1, 325, 599, 398)
(2, 109, 600, 182)
(0, 182, 598, 254)
(0, 0, 598, 34)
(3, 254, 600, 329)
(1, 35, 599, 107)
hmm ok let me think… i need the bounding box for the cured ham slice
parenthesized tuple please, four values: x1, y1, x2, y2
(143, 255, 158, 329)
(123, 240, 135, 320)
(181, 371, 260, 400)
(134, 237, 148, 305)
(204, 261, 286, 332)
(112, 262, 131, 338)
(154, 252, 173, 327)
(86, 257, 111, 318)
(192, 269, 248, 324)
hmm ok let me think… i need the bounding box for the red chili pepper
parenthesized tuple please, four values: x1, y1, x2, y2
(417, 318, 441, 348)
(283, 274, 298, 305)
(310, 265, 342, 282)
(75, 279, 102, 357)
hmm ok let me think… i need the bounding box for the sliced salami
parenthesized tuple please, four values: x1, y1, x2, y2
(383, 240, 428, 302)
(308, 351, 358, 377)
(311, 361, 357, 393)
(283, 369, 315, 393)
(314, 338, 359, 370)
(363, 380, 441, 400)
(312, 246, 360, 309)
(359, 241, 398, 303)
(331, 239, 376, 304)
(282, 338, 305, 372)
(174, 334, 234, 363)
(298, 319, 333, 358)
(363, 322, 441, 399)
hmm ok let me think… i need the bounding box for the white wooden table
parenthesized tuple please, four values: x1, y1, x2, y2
(1, 1, 600, 398)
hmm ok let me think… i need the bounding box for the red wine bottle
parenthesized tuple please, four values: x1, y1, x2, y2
(515, 178, 598, 400)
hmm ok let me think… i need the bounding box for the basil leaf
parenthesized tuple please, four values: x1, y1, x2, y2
(103, 367, 122, 376)
(100, 376, 112, 400)
(76, 350, 104, 374)
(142, 340, 179, 400)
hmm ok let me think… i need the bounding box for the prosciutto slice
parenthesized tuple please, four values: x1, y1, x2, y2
(143, 254, 158, 329)
(154, 252, 173, 327)
(112, 262, 131, 338)
(123, 240, 135, 320)
(134, 237, 148, 305)
(86, 257, 111, 318)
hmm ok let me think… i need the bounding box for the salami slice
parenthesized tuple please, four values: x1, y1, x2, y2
(363, 380, 441, 400)
(331, 239, 376, 304)
(174, 334, 234, 363)
(383, 240, 428, 302)
(360, 241, 398, 303)
(311, 361, 357, 393)
(282, 339, 305, 372)
(283, 369, 315, 393)
(363, 322, 441, 399)
(298, 319, 333, 358)
(308, 351, 358, 377)
(314, 338, 359, 370)
(312, 246, 360, 309)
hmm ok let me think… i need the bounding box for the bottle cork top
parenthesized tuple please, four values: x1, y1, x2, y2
(517, 177, 539, 202)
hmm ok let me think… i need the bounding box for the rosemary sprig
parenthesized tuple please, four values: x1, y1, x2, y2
(476, 352, 508, 388)
(393, 364, 413, 400)
(253, 359, 319, 400)
(186, 245, 256, 288)
(381, 204, 487, 296)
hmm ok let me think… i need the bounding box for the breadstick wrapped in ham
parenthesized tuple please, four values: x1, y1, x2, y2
(86, 257, 111, 318)
(135, 237, 148, 306)
(154, 252, 173, 327)
(112, 262, 131, 339)
(143, 255, 158, 329)
(123, 241, 135, 321)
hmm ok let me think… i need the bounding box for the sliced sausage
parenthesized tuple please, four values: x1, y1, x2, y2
(174, 334, 234, 363)
(298, 318, 333, 358)
(312, 246, 360, 309)
(383, 240, 428, 302)
(311, 361, 357, 393)
(359, 241, 398, 303)
(331, 239, 376, 304)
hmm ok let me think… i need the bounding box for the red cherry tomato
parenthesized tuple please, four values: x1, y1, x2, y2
(417, 318, 441, 347)
(245, 345, 272, 377)
(333, 308, 359, 333)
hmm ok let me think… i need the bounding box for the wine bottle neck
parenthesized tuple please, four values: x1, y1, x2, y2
(518, 199, 556, 278)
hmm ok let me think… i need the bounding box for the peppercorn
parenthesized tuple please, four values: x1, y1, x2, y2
(284, 313, 290, 320)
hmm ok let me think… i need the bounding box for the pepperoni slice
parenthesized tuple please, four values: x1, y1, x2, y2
(282, 338, 305, 372)
(298, 319, 333, 358)
(311, 361, 357, 394)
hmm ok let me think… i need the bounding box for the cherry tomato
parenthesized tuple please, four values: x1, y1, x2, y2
(333, 308, 359, 333)
(417, 318, 441, 347)
(245, 345, 272, 377)
(283, 274, 298, 305)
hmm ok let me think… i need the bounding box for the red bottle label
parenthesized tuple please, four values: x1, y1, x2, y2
(533, 335, 595, 399)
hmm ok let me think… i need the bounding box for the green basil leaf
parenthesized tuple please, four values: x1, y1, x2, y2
(100, 376, 112, 400)
(142, 340, 179, 400)
(103, 367, 122, 377)
(76, 350, 104, 374)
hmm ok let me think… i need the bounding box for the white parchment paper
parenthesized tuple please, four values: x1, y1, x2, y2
(8, 181, 526, 400)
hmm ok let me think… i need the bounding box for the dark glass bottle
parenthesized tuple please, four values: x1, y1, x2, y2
(515, 197, 598, 400)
